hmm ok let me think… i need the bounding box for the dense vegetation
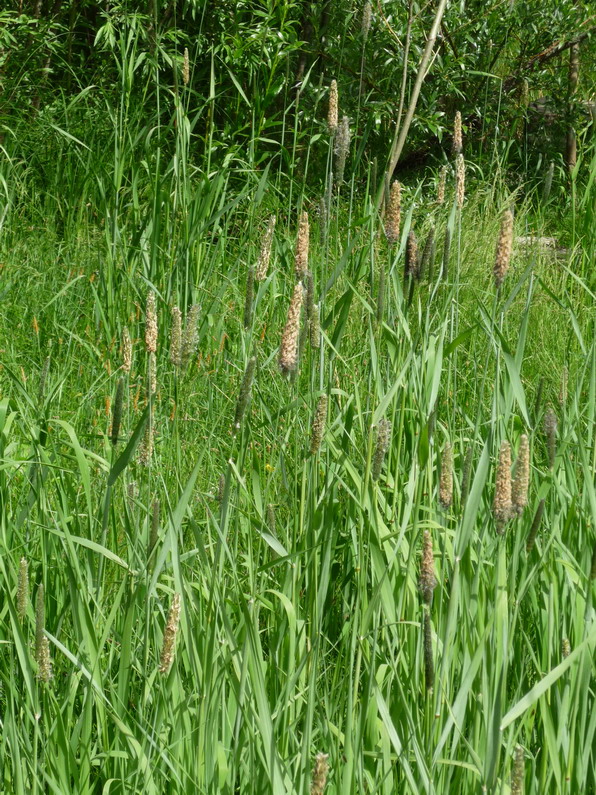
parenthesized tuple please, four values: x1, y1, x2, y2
(0, 1, 595, 793)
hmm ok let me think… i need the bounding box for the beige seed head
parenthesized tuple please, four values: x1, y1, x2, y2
(334, 115, 351, 185)
(311, 752, 330, 795)
(170, 306, 182, 367)
(279, 282, 304, 374)
(310, 394, 328, 454)
(384, 180, 401, 245)
(493, 440, 512, 532)
(328, 80, 338, 133)
(419, 530, 438, 605)
(148, 351, 157, 396)
(437, 165, 447, 204)
(494, 209, 514, 289)
(295, 211, 310, 280)
(439, 443, 453, 509)
(371, 418, 391, 481)
(182, 47, 190, 86)
(159, 592, 181, 674)
(452, 110, 463, 155)
(122, 326, 132, 373)
(35, 584, 52, 682)
(406, 230, 419, 278)
(512, 434, 530, 515)
(145, 291, 158, 354)
(256, 215, 276, 281)
(17, 557, 29, 623)
(455, 154, 465, 210)
(138, 406, 154, 466)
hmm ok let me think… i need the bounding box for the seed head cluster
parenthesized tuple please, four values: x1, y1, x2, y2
(384, 180, 401, 245)
(145, 291, 158, 354)
(512, 434, 529, 515)
(170, 306, 182, 366)
(452, 110, 463, 155)
(295, 211, 310, 280)
(311, 752, 329, 795)
(437, 165, 447, 204)
(256, 215, 276, 281)
(494, 209, 514, 289)
(455, 154, 465, 209)
(493, 440, 512, 533)
(310, 394, 328, 454)
(439, 442, 453, 509)
(371, 419, 391, 481)
(279, 282, 304, 374)
(328, 80, 338, 133)
(159, 592, 181, 674)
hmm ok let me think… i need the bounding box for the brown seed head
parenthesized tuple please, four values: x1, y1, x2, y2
(493, 440, 512, 532)
(455, 154, 465, 209)
(452, 111, 463, 155)
(406, 230, 419, 278)
(439, 443, 453, 509)
(122, 326, 132, 373)
(295, 211, 310, 280)
(511, 746, 525, 795)
(279, 282, 304, 374)
(310, 394, 328, 455)
(419, 530, 438, 605)
(145, 291, 158, 354)
(159, 592, 181, 674)
(183, 47, 190, 86)
(328, 80, 338, 133)
(170, 306, 182, 367)
(494, 209, 514, 289)
(512, 434, 530, 515)
(310, 303, 321, 349)
(384, 180, 401, 245)
(256, 215, 276, 281)
(423, 609, 434, 692)
(311, 752, 330, 795)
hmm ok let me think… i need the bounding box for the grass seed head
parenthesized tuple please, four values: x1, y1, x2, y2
(384, 180, 401, 245)
(309, 303, 321, 349)
(159, 592, 181, 675)
(362, 0, 372, 39)
(138, 406, 154, 466)
(334, 116, 351, 186)
(295, 211, 310, 280)
(122, 326, 133, 373)
(544, 406, 557, 468)
(310, 394, 328, 455)
(35, 584, 52, 682)
(437, 165, 447, 204)
(17, 557, 29, 623)
(455, 154, 465, 209)
(452, 110, 463, 155)
(328, 80, 338, 133)
(311, 752, 329, 795)
(256, 215, 276, 281)
(180, 304, 200, 370)
(145, 291, 158, 354)
(372, 418, 391, 481)
(279, 282, 304, 374)
(419, 530, 438, 605)
(170, 306, 182, 367)
(561, 637, 571, 659)
(493, 440, 512, 533)
(512, 434, 530, 515)
(494, 209, 514, 289)
(406, 230, 419, 279)
(182, 47, 190, 86)
(148, 351, 157, 396)
(511, 746, 524, 795)
(439, 442, 453, 509)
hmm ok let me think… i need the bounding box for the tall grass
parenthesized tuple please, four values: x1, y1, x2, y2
(0, 13, 595, 795)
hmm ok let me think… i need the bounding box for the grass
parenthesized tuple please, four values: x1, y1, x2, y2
(0, 35, 595, 795)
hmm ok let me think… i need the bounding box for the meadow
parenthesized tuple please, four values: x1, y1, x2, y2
(1, 7, 596, 793)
